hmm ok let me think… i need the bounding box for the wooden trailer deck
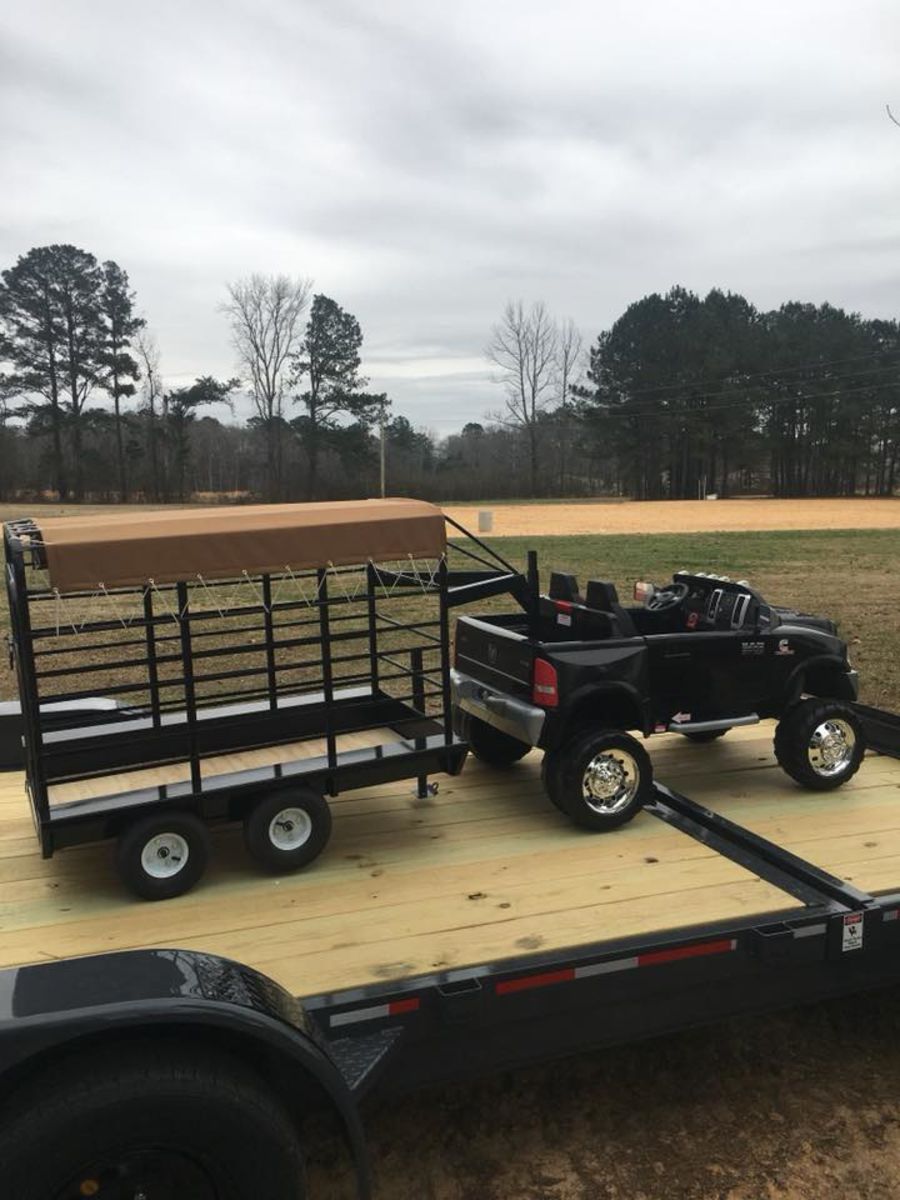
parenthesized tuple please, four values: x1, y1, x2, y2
(0, 724, 898, 998)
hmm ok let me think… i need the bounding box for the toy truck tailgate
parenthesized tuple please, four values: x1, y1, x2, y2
(453, 614, 535, 701)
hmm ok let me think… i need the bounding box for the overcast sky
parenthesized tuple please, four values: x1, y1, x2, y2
(2, 0, 899, 433)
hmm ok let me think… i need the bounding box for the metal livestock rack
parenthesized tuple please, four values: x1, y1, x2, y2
(3, 500, 529, 898)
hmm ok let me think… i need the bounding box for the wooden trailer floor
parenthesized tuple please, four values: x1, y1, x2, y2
(0, 724, 897, 998)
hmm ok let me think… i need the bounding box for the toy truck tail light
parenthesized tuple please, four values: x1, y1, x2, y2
(532, 658, 559, 708)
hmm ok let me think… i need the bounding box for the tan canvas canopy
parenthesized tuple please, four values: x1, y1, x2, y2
(34, 499, 447, 593)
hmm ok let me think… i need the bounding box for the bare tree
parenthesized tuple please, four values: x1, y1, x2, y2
(486, 300, 559, 496)
(136, 328, 164, 501)
(223, 274, 311, 499)
(556, 317, 583, 493)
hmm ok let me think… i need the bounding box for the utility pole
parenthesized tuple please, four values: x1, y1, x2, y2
(380, 401, 387, 497)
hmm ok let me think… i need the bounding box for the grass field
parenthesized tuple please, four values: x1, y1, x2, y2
(1, 524, 896, 708)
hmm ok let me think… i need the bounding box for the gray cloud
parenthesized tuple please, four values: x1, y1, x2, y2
(2, 0, 899, 433)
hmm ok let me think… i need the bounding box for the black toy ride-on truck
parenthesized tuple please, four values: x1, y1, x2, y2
(451, 567, 863, 832)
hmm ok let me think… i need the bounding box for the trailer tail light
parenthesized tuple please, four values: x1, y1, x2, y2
(532, 658, 559, 707)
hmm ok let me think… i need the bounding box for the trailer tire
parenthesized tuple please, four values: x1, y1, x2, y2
(547, 728, 652, 831)
(457, 710, 531, 766)
(774, 698, 865, 790)
(244, 787, 332, 873)
(117, 810, 210, 901)
(682, 728, 730, 743)
(0, 1041, 306, 1200)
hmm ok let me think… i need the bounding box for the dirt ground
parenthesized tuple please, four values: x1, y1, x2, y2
(445, 496, 900, 537)
(306, 985, 900, 1199)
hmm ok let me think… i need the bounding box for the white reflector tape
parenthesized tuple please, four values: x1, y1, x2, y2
(330, 997, 420, 1028)
(574, 957, 638, 979)
(793, 923, 827, 939)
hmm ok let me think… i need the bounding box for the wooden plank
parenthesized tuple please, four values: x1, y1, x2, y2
(0, 748, 801, 994)
(661, 723, 900, 895)
(47, 727, 403, 804)
(6, 720, 899, 996)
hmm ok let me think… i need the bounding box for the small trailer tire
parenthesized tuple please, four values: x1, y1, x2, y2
(0, 1041, 306, 1200)
(456, 709, 531, 766)
(546, 728, 652, 831)
(117, 810, 210, 901)
(774, 698, 865, 790)
(244, 787, 333, 873)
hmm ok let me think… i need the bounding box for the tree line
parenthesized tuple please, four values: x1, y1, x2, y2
(1, 247, 897, 503)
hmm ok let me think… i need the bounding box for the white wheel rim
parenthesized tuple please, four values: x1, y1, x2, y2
(582, 749, 640, 815)
(808, 718, 856, 777)
(141, 832, 190, 879)
(269, 807, 313, 850)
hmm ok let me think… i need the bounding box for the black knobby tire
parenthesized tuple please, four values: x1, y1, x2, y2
(457, 709, 531, 767)
(117, 809, 210, 901)
(682, 728, 730, 744)
(244, 786, 332, 874)
(774, 698, 865, 790)
(545, 727, 652, 831)
(0, 1041, 306, 1200)
(541, 747, 565, 810)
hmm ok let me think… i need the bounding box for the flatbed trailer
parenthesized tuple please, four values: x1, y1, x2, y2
(2, 713, 900, 1197)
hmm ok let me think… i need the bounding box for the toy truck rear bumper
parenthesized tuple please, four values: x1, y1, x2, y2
(450, 668, 545, 746)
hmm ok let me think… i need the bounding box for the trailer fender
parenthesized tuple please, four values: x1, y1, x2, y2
(0, 949, 371, 1198)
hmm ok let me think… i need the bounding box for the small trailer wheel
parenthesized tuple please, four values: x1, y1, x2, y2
(546, 728, 652, 831)
(244, 787, 332, 874)
(117, 811, 210, 901)
(774, 698, 865, 790)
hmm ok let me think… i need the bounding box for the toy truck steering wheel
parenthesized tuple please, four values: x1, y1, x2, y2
(646, 581, 689, 612)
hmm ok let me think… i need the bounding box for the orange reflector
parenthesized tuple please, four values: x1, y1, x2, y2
(79, 1182, 100, 1197)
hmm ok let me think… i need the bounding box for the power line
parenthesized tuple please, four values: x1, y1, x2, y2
(586, 348, 900, 401)
(588, 376, 900, 423)
(587, 362, 900, 416)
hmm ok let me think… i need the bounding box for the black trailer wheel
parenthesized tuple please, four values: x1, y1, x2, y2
(244, 787, 332, 874)
(774, 698, 865, 790)
(0, 1042, 306, 1200)
(682, 727, 730, 743)
(545, 728, 652, 831)
(117, 810, 210, 901)
(457, 709, 531, 766)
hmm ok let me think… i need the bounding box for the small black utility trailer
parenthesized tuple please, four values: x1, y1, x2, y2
(3, 500, 524, 898)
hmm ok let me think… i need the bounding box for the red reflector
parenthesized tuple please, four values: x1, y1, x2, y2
(532, 658, 559, 708)
(554, 599, 573, 613)
(637, 938, 735, 968)
(496, 967, 575, 995)
(388, 997, 420, 1016)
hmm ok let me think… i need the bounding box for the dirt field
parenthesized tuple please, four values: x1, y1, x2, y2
(446, 496, 900, 537)
(4, 496, 900, 538)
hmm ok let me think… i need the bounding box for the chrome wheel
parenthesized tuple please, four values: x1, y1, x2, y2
(140, 832, 189, 879)
(268, 807, 313, 850)
(808, 718, 856, 778)
(582, 749, 640, 815)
